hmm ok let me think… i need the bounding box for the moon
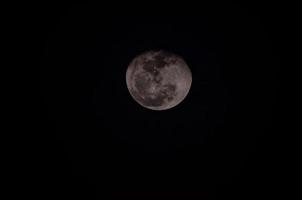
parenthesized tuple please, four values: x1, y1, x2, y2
(126, 50, 192, 110)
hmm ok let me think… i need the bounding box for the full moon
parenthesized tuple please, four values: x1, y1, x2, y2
(126, 50, 192, 110)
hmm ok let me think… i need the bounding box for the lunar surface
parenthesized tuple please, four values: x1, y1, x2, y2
(126, 50, 192, 110)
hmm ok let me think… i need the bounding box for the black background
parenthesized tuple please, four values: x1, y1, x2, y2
(36, 2, 282, 199)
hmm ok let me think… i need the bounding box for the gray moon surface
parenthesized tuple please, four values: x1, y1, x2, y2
(126, 50, 192, 110)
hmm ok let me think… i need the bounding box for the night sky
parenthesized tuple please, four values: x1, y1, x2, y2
(37, 2, 281, 199)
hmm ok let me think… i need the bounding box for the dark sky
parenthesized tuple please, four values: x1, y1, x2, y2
(37, 2, 282, 199)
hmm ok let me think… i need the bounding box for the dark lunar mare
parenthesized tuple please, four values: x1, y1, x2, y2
(133, 72, 151, 96)
(142, 61, 160, 76)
